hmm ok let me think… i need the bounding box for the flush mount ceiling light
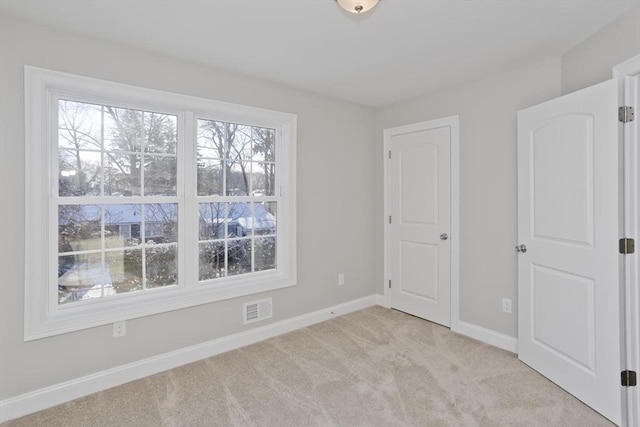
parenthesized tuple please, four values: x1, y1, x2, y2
(336, 0, 379, 14)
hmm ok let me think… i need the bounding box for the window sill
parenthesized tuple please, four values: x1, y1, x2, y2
(26, 272, 296, 341)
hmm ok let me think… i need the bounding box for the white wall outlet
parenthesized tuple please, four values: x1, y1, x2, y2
(338, 273, 345, 286)
(113, 320, 126, 338)
(502, 298, 513, 314)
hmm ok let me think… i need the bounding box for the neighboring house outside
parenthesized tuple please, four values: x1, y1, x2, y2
(198, 202, 276, 239)
(57, 202, 276, 303)
(58, 202, 275, 246)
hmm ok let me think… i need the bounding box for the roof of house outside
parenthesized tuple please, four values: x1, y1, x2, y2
(59, 203, 275, 230)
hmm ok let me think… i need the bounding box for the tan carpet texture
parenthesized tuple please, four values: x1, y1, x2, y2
(3, 306, 614, 426)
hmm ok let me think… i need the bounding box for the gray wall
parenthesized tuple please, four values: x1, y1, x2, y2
(375, 57, 562, 337)
(0, 18, 376, 400)
(561, 5, 640, 94)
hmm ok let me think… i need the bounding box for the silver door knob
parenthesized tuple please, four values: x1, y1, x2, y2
(515, 244, 527, 253)
(440, 233, 448, 240)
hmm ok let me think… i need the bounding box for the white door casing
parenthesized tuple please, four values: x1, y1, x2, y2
(384, 117, 459, 328)
(517, 79, 621, 424)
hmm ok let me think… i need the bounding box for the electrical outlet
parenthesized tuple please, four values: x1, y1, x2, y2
(338, 273, 345, 286)
(502, 298, 512, 314)
(113, 320, 126, 338)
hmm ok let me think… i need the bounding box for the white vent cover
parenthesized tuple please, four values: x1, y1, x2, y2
(243, 298, 273, 324)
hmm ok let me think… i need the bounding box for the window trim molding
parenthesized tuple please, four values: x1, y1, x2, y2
(24, 66, 297, 341)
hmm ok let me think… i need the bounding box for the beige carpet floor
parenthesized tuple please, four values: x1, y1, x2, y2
(3, 306, 615, 426)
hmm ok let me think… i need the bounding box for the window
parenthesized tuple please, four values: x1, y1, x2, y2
(25, 67, 296, 340)
(195, 120, 279, 281)
(56, 101, 179, 305)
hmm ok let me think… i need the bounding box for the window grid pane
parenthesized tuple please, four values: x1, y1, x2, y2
(197, 199, 277, 281)
(197, 119, 276, 198)
(57, 203, 179, 304)
(196, 118, 278, 282)
(59, 100, 178, 198)
(57, 99, 179, 305)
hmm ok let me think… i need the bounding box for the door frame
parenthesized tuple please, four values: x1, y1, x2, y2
(383, 115, 460, 330)
(613, 54, 640, 427)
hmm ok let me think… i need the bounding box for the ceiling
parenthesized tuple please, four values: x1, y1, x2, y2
(1, 0, 637, 107)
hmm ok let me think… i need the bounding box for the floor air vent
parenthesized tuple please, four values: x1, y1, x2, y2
(244, 298, 273, 324)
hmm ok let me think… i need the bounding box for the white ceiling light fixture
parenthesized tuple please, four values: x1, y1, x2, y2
(336, 0, 379, 14)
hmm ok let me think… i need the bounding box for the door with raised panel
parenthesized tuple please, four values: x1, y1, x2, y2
(517, 79, 621, 424)
(387, 121, 451, 327)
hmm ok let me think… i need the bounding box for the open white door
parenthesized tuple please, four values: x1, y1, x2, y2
(614, 54, 640, 427)
(517, 79, 621, 424)
(385, 117, 457, 327)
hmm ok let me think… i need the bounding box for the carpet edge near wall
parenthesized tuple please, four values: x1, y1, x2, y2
(0, 295, 382, 423)
(0, 294, 520, 423)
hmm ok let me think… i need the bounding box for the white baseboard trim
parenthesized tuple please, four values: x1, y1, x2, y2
(455, 320, 518, 353)
(0, 294, 381, 423)
(373, 293, 384, 306)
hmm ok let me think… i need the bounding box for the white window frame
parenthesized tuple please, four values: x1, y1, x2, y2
(24, 66, 297, 341)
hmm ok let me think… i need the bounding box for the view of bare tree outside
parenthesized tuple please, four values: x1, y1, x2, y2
(58, 100, 177, 197)
(56, 100, 179, 304)
(196, 119, 278, 281)
(196, 120, 275, 197)
(56, 102, 280, 302)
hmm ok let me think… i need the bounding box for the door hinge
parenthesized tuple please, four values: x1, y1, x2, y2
(619, 106, 635, 123)
(389, 215, 392, 224)
(622, 370, 637, 387)
(388, 150, 391, 159)
(388, 280, 391, 289)
(619, 238, 635, 254)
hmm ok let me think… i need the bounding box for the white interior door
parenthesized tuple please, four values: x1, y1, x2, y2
(614, 54, 640, 427)
(517, 79, 621, 424)
(386, 121, 451, 327)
